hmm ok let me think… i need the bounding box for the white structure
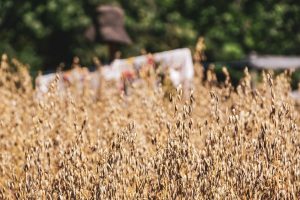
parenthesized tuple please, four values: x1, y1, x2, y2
(110, 48, 194, 86)
(35, 48, 194, 98)
(248, 54, 300, 70)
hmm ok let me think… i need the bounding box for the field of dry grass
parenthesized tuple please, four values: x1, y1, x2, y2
(0, 56, 300, 199)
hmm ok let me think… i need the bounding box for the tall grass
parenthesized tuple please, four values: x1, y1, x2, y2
(0, 54, 299, 199)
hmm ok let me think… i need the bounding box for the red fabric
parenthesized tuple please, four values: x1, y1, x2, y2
(147, 55, 154, 66)
(122, 70, 135, 80)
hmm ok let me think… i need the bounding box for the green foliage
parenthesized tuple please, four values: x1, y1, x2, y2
(291, 70, 300, 89)
(0, 0, 300, 77)
(0, 0, 100, 70)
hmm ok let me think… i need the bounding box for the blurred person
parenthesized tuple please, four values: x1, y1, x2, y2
(85, 5, 132, 62)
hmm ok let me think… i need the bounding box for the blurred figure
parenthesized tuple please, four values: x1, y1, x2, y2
(85, 5, 132, 61)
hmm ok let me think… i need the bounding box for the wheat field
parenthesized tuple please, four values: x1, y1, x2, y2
(0, 55, 300, 199)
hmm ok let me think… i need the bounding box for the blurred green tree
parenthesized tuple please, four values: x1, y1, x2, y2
(0, 0, 300, 73)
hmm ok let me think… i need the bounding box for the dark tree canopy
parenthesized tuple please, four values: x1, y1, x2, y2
(0, 0, 300, 71)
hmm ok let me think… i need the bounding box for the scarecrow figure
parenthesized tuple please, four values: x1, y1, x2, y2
(85, 5, 132, 61)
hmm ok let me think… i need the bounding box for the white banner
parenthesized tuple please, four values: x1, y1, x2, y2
(35, 48, 194, 98)
(109, 48, 194, 86)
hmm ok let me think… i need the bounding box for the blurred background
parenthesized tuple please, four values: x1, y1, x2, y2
(1, 0, 300, 86)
